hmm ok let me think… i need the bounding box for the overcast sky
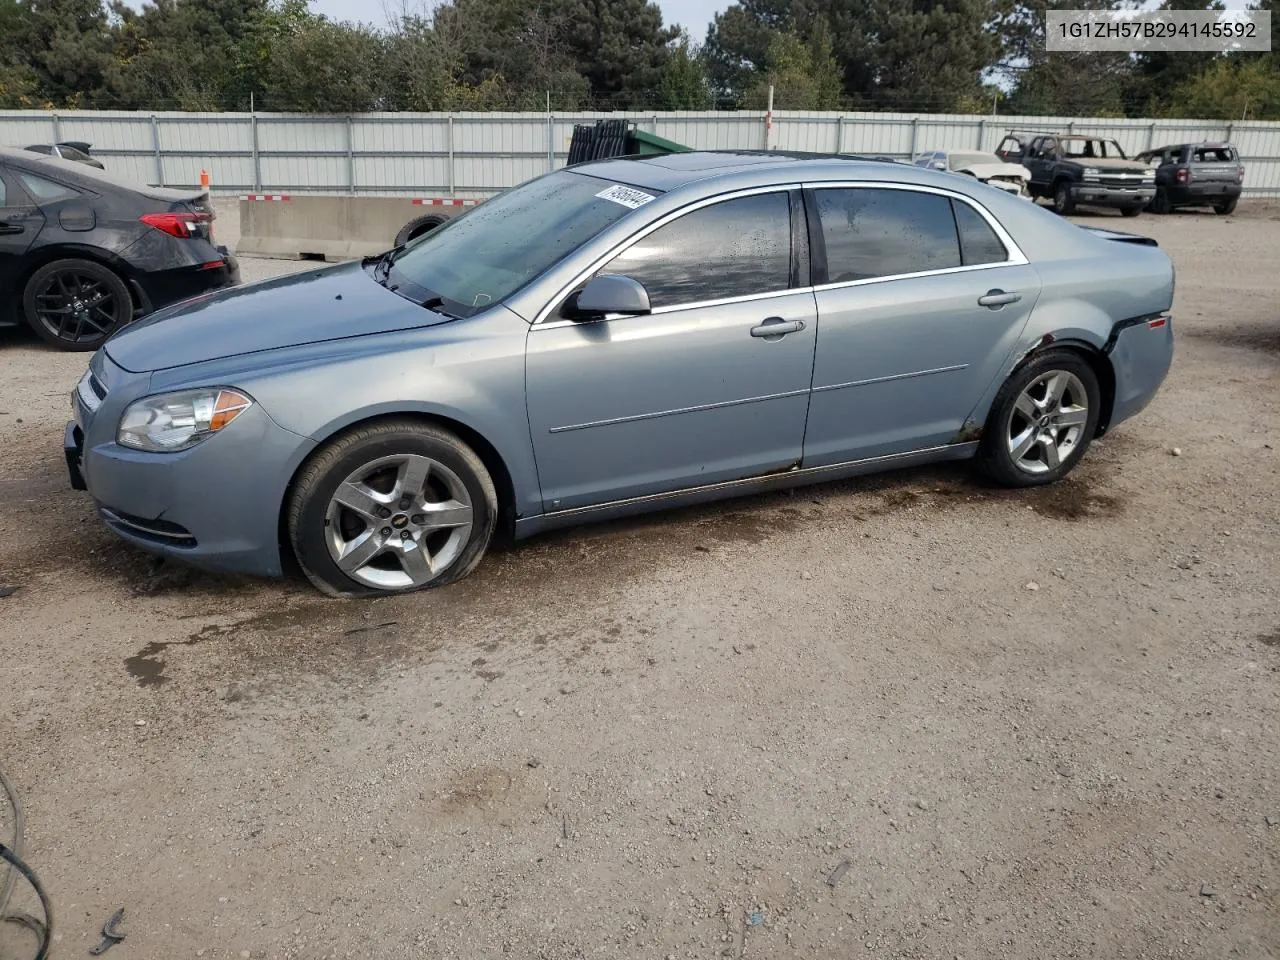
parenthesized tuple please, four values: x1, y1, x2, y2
(318, 0, 726, 39)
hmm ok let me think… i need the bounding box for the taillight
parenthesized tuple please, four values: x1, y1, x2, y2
(1236, 167, 1245, 183)
(139, 211, 212, 238)
(1175, 168, 1190, 184)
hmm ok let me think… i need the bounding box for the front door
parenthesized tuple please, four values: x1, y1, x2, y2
(801, 185, 1040, 466)
(525, 190, 817, 512)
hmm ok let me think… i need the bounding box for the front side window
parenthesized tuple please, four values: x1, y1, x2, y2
(601, 192, 791, 309)
(384, 170, 656, 318)
(813, 188, 962, 284)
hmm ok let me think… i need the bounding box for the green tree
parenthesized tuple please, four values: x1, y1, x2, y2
(107, 0, 269, 109)
(11, 0, 114, 105)
(658, 34, 712, 109)
(702, 0, 792, 103)
(994, 0, 1135, 116)
(1167, 55, 1280, 120)
(561, 0, 678, 104)
(746, 24, 843, 109)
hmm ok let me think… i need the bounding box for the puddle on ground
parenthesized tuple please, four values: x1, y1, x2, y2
(1258, 627, 1280, 648)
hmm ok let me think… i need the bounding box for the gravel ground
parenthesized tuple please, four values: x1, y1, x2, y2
(1, 202, 1277, 960)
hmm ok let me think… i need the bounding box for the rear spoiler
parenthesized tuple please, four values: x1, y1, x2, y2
(1080, 225, 1158, 247)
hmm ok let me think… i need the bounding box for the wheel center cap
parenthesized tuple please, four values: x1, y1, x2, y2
(391, 514, 409, 529)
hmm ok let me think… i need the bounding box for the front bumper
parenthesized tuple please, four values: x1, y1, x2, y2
(67, 387, 314, 577)
(1072, 183, 1155, 207)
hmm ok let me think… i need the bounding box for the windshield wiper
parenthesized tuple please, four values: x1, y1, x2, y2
(419, 295, 458, 319)
(371, 245, 403, 285)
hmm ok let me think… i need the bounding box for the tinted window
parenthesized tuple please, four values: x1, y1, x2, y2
(602, 192, 791, 308)
(814, 188, 961, 283)
(952, 200, 1007, 266)
(0, 175, 5, 206)
(19, 172, 77, 202)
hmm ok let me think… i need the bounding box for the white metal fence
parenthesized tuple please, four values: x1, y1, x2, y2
(2, 108, 1278, 197)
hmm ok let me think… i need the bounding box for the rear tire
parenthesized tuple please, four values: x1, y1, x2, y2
(978, 350, 1101, 488)
(1149, 187, 1172, 214)
(287, 420, 498, 597)
(22, 258, 133, 351)
(1214, 197, 1238, 215)
(1052, 181, 1076, 215)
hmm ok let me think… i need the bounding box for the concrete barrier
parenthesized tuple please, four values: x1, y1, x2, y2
(236, 195, 478, 261)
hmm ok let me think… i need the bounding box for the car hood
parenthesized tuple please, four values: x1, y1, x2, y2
(105, 261, 453, 373)
(960, 162, 1030, 180)
(1079, 158, 1151, 173)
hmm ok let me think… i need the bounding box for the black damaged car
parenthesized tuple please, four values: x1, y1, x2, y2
(0, 146, 238, 351)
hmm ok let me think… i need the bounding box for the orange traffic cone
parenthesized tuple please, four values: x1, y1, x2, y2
(200, 168, 210, 190)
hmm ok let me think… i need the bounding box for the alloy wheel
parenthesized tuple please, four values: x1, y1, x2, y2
(1006, 370, 1089, 476)
(33, 269, 124, 345)
(323, 453, 474, 590)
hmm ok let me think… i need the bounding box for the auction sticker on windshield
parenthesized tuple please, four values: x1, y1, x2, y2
(596, 185, 656, 209)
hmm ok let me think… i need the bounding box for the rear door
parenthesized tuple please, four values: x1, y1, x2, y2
(0, 164, 46, 300)
(801, 184, 1041, 465)
(525, 189, 818, 511)
(1025, 137, 1056, 190)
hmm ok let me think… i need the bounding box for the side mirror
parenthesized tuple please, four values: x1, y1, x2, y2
(573, 274, 651, 319)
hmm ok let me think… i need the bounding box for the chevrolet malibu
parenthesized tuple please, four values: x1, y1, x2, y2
(66, 153, 1175, 597)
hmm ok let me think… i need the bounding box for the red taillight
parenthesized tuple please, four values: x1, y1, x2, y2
(198, 260, 225, 270)
(1236, 167, 1245, 183)
(1148, 315, 1168, 329)
(1175, 168, 1190, 184)
(139, 211, 212, 238)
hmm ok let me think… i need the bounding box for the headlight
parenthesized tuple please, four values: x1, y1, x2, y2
(117, 388, 252, 452)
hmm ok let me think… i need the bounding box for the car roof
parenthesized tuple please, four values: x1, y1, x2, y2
(570, 150, 964, 193)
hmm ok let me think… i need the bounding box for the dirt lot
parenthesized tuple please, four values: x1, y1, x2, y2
(1, 203, 1277, 960)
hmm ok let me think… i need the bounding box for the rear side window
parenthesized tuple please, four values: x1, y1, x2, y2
(1193, 146, 1236, 163)
(813, 188, 961, 283)
(18, 172, 77, 202)
(602, 192, 791, 309)
(952, 201, 1007, 266)
(0, 175, 6, 206)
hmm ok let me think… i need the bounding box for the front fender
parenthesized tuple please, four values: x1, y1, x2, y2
(146, 308, 543, 521)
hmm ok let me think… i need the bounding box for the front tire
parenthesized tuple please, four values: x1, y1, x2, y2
(1120, 205, 1141, 217)
(22, 258, 133, 351)
(1052, 181, 1076, 215)
(978, 350, 1101, 488)
(287, 420, 498, 597)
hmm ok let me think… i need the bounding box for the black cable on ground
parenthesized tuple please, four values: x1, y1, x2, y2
(0, 843, 52, 960)
(0, 768, 52, 960)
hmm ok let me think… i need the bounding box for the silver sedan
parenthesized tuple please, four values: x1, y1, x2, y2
(66, 153, 1175, 596)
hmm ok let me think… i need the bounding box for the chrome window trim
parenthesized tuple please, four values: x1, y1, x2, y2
(531, 180, 1029, 330)
(532, 183, 800, 328)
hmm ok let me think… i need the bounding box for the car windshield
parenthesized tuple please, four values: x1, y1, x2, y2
(1060, 137, 1127, 160)
(947, 151, 999, 170)
(381, 170, 656, 318)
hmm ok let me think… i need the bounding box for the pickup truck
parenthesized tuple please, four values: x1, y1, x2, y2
(996, 132, 1156, 216)
(1134, 141, 1244, 215)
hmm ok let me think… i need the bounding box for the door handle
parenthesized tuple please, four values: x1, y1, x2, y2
(750, 317, 805, 339)
(977, 289, 1021, 309)
(0, 220, 23, 236)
